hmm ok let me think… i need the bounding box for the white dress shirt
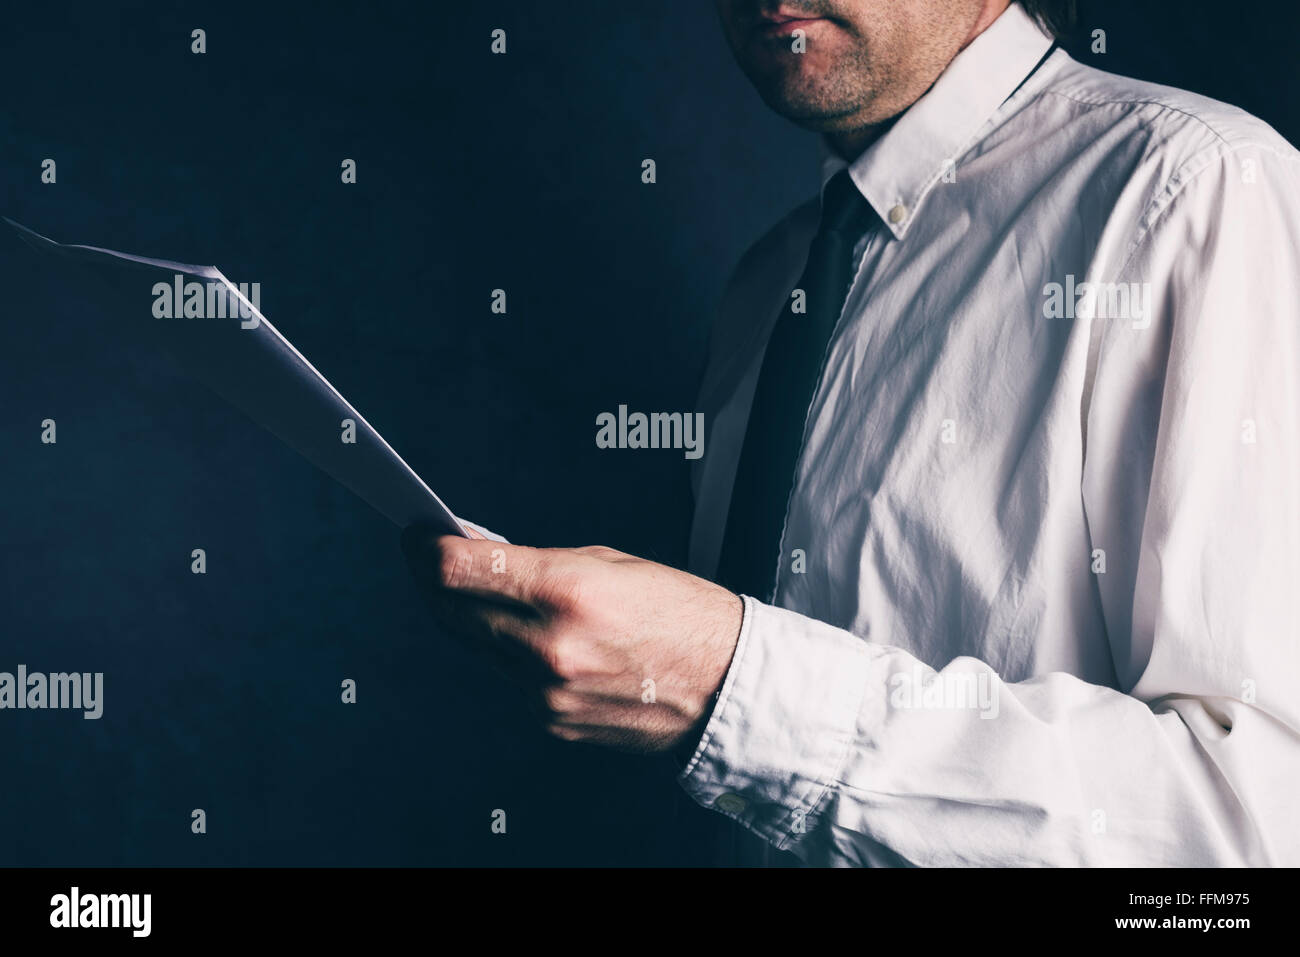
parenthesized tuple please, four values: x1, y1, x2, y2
(677, 3, 1300, 865)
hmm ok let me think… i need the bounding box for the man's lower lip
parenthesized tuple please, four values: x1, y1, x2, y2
(758, 17, 826, 36)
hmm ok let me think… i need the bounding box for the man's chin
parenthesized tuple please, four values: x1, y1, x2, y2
(759, 91, 866, 132)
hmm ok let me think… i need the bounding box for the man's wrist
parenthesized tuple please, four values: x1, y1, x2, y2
(673, 687, 722, 767)
(672, 591, 744, 768)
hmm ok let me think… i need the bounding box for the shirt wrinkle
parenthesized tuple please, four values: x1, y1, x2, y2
(679, 3, 1300, 866)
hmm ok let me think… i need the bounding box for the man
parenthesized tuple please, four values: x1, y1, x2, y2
(403, 0, 1300, 865)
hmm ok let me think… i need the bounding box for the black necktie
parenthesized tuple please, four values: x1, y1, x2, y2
(715, 169, 875, 600)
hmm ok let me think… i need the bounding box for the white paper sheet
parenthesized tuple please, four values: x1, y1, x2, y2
(6, 217, 469, 537)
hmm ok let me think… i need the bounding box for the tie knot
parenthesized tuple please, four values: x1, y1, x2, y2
(819, 169, 873, 236)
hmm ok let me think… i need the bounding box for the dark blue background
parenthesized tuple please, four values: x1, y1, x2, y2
(1, 1, 1295, 865)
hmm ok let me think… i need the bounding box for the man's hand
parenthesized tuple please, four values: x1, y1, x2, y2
(401, 528, 744, 754)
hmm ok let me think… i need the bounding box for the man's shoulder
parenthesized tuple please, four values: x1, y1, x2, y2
(1040, 55, 1299, 168)
(731, 194, 821, 281)
(714, 193, 819, 318)
(705, 194, 820, 360)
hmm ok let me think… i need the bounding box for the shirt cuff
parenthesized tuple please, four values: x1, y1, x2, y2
(676, 595, 874, 852)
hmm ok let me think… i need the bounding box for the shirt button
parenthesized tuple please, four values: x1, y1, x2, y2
(714, 793, 747, 814)
(888, 203, 907, 224)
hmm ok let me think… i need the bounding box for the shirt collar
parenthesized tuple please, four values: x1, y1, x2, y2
(820, 3, 1055, 239)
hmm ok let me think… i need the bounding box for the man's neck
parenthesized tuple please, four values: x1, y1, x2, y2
(826, 0, 1011, 164)
(825, 120, 894, 163)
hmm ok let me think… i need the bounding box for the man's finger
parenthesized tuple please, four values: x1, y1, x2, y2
(433, 590, 547, 655)
(401, 525, 558, 609)
(418, 588, 557, 683)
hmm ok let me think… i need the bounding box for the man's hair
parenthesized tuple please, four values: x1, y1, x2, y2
(1018, 0, 1077, 41)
